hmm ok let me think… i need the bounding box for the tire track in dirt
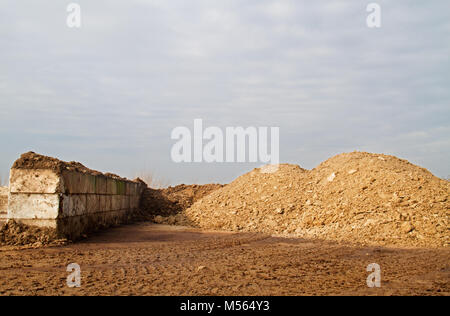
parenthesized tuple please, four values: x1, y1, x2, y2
(0, 223, 448, 296)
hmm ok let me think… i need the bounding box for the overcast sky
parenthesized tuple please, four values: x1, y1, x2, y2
(0, 1, 449, 185)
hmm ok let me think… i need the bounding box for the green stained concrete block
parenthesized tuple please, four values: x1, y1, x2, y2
(116, 180, 126, 195)
(107, 178, 117, 195)
(87, 175, 97, 194)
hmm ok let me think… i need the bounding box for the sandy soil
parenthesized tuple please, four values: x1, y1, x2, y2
(0, 223, 448, 296)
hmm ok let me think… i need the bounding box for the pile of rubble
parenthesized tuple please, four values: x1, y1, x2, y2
(162, 152, 449, 248)
(0, 220, 67, 248)
(140, 184, 223, 224)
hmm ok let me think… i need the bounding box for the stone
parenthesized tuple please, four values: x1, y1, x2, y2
(327, 173, 336, 182)
(401, 222, 414, 234)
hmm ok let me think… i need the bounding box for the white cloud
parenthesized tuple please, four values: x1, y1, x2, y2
(0, 0, 449, 182)
(260, 0, 296, 19)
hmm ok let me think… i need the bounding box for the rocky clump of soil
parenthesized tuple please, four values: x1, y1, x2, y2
(0, 220, 67, 248)
(139, 184, 223, 224)
(12, 151, 129, 181)
(164, 152, 449, 248)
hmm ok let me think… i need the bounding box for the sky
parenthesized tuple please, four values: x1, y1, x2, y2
(0, 0, 449, 186)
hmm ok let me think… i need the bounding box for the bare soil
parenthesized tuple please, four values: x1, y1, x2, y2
(0, 221, 68, 248)
(0, 222, 448, 296)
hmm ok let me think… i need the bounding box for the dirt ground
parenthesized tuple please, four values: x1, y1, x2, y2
(0, 222, 448, 296)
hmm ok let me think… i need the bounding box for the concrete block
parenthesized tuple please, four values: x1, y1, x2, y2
(132, 183, 139, 195)
(130, 196, 140, 209)
(86, 175, 97, 194)
(107, 178, 117, 195)
(99, 195, 106, 211)
(10, 169, 62, 194)
(6, 152, 148, 239)
(8, 193, 60, 219)
(126, 183, 135, 196)
(121, 195, 130, 210)
(111, 195, 122, 211)
(99, 195, 111, 211)
(78, 173, 90, 194)
(125, 182, 131, 196)
(61, 171, 79, 194)
(86, 194, 100, 213)
(61, 194, 86, 217)
(62, 171, 90, 194)
(116, 180, 126, 195)
(96, 176, 107, 195)
(137, 183, 145, 196)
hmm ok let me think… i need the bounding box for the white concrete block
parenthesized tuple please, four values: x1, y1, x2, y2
(8, 193, 60, 219)
(9, 169, 62, 194)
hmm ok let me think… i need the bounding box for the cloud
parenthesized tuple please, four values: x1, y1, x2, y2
(0, 0, 449, 183)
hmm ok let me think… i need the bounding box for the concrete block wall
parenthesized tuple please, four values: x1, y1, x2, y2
(7, 153, 146, 239)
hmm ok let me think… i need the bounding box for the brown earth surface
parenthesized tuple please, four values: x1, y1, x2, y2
(0, 222, 448, 296)
(1, 151, 448, 296)
(0, 221, 68, 248)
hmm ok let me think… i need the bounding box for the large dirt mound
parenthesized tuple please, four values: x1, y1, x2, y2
(174, 152, 449, 247)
